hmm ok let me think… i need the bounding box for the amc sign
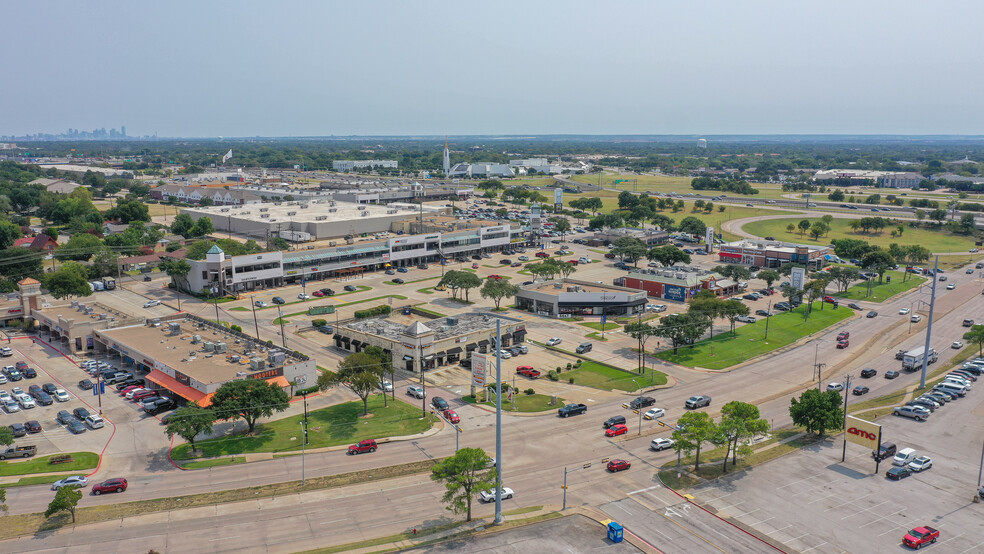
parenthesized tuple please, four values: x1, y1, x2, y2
(845, 416, 880, 449)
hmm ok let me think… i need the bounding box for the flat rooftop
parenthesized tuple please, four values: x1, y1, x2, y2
(184, 199, 420, 225)
(343, 313, 508, 341)
(37, 302, 143, 326)
(100, 318, 296, 385)
(725, 240, 826, 252)
(523, 279, 633, 294)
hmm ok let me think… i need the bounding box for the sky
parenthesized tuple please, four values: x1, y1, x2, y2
(3, 0, 983, 137)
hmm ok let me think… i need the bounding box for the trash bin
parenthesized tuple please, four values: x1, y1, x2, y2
(402, 307, 412, 315)
(607, 522, 624, 543)
(886, 275, 892, 283)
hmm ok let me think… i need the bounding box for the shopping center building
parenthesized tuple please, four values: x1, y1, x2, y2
(717, 240, 830, 269)
(614, 267, 739, 302)
(514, 279, 648, 318)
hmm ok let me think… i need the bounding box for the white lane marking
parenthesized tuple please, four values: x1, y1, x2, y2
(766, 525, 792, 536)
(628, 485, 659, 495)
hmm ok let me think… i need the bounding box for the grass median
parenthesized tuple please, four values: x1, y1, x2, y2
(742, 217, 979, 252)
(834, 271, 926, 302)
(171, 394, 436, 460)
(656, 301, 853, 370)
(462, 392, 562, 412)
(0, 452, 99, 476)
(565, 360, 667, 391)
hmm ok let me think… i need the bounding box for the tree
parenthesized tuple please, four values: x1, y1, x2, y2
(320, 352, 385, 415)
(190, 217, 215, 238)
(827, 189, 845, 201)
(0, 425, 13, 446)
(688, 295, 723, 339)
(430, 447, 497, 522)
(928, 208, 947, 224)
(0, 221, 21, 250)
(647, 245, 691, 267)
(170, 213, 195, 237)
(797, 219, 812, 236)
(785, 223, 795, 233)
(159, 258, 192, 291)
(964, 325, 984, 357)
(45, 485, 83, 522)
(55, 233, 103, 262)
(828, 266, 860, 292)
(861, 250, 895, 283)
(105, 199, 150, 223)
(480, 279, 520, 310)
(0, 486, 6, 514)
(43, 262, 93, 299)
(625, 321, 658, 373)
(678, 216, 707, 237)
(757, 269, 779, 289)
(363, 345, 394, 404)
(808, 221, 828, 240)
(672, 411, 718, 471)
(719, 299, 750, 335)
(0, 247, 43, 282)
(210, 379, 290, 434)
(712, 264, 752, 281)
(456, 271, 483, 302)
(718, 401, 770, 473)
(610, 237, 648, 266)
(618, 190, 639, 209)
(653, 313, 712, 354)
(789, 389, 844, 436)
(164, 405, 216, 452)
(550, 217, 572, 241)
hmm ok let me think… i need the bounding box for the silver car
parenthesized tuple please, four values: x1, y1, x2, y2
(406, 385, 425, 399)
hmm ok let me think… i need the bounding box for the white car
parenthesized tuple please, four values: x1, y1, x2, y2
(85, 415, 105, 429)
(643, 408, 666, 420)
(911, 315, 922, 323)
(379, 380, 393, 392)
(53, 389, 70, 402)
(125, 388, 149, 400)
(826, 382, 844, 392)
(518, 255, 529, 261)
(953, 341, 964, 349)
(545, 337, 562, 346)
(908, 456, 933, 472)
(578, 257, 592, 264)
(297, 293, 311, 300)
(651, 437, 675, 451)
(479, 487, 514, 502)
(0, 374, 6, 384)
(51, 476, 88, 490)
(16, 393, 36, 409)
(3, 399, 18, 413)
(0, 390, 9, 402)
(143, 300, 161, 308)
(498, 350, 512, 359)
(946, 283, 955, 290)
(899, 308, 910, 315)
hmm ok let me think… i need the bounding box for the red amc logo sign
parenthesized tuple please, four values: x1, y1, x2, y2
(845, 416, 880, 448)
(848, 427, 876, 441)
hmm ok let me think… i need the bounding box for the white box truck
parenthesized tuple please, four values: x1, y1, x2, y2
(902, 346, 938, 371)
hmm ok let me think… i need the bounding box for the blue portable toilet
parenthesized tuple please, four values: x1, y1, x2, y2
(402, 307, 412, 315)
(607, 521, 624, 543)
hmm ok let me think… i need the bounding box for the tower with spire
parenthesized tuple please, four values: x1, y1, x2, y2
(443, 137, 451, 177)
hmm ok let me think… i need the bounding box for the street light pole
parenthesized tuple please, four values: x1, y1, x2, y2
(494, 319, 503, 525)
(841, 374, 852, 462)
(251, 300, 261, 341)
(919, 256, 940, 389)
(764, 300, 772, 341)
(299, 419, 307, 485)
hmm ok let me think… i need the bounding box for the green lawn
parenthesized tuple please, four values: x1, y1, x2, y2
(180, 457, 247, 469)
(742, 217, 978, 253)
(578, 321, 620, 332)
(834, 270, 927, 302)
(383, 276, 439, 286)
(0, 452, 99, 476)
(171, 395, 436, 460)
(656, 301, 854, 370)
(462, 393, 562, 413)
(564, 361, 667, 391)
(1, 474, 78, 488)
(584, 332, 609, 342)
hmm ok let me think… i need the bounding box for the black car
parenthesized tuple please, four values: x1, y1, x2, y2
(886, 466, 912, 480)
(42, 383, 58, 395)
(743, 294, 759, 301)
(417, 264, 428, 270)
(115, 379, 138, 392)
(432, 397, 449, 411)
(603, 415, 627, 429)
(344, 285, 357, 292)
(848, 303, 862, 310)
(25, 420, 42, 433)
(392, 278, 405, 284)
(755, 309, 771, 317)
(860, 368, 877, 378)
(852, 386, 869, 396)
(384, 269, 396, 275)
(67, 420, 87, 434)
(628, 396, 656, 410)
(78, 379, 94, 390)
(28, 384, 42, 397)
(143, 275, 152, 281)
(320, 288, 336, 296)
(908, 400, 936, 412)
(34, 391, 53, 406)
(143, 397, 177, 415)
(472, 255, 483, 260)
(56, 410, 76, 425)
(866, 311, 878, 318)
(885, 370, 900, 379)
(500, 259, 511, 265)
(22, 367, 37, 379)
(73, 407, 92, 420)
(272, 297, 286, 305)
(9, 423, 27, 437)
(318, 325, 334, 334)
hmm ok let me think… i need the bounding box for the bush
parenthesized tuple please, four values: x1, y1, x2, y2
(230, 324, 242, 332)
(548, 371, 559, 381)
(566, 362, 573, 370)
(574, 359, 582, 367)
(295, 386, 318, 396)
(354, 305, 392, 319)
(555, 366, 562, 373)
(568, 377, 575, 384)
(312, 318, 327, 327)
(524, 388, 535, 396)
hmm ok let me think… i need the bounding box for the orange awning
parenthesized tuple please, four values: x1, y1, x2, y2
(267, 376, 290, 388)
(145, 370, 213, 407)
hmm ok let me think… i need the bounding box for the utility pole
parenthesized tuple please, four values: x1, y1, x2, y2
(919, 256, 940, 389)
(299, 420, 307, 485)
(764, 300, 772, 340)
(251, 300, 261, 341)
(277, 306, 287, 348)
(494, 319, 503, 525)
(841, 375, 852, 462)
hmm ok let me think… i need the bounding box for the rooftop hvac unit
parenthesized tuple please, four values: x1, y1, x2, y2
(361, 212, 370, 217)
(358, 205, 367, 210)
(214, 341, 228, 353)
(287, 211, 297, 216)
(329, 201, 336, 206)
(250, 357, 266, 371)
(259, 207, 268, 212)
(220, 208, 230, 212)
(85, 307, 94, 314)
(300, 204, 309, 209)
(387, 210, 397, 214)
(191, 334, 201, 344)
(554, 283, 563, 289)
(168, 322, 181, 334)
(98, 313, 107, 320)
(260, 213, 270, 218)
(203, 341, 215, 352)
(329, 208, 337, 212)
(446, 316, 458, 326)
(314, 215, 327, 221)
(267, 350, 286, 365)
(236, 371, 247, 378)
(274, 202, 282, 206)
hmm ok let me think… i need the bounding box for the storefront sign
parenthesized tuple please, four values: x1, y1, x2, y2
(664, 285, 686, 302)
(790, 267, 806, 291)
(471, 352, 488, 387)
(845, 416, 880, 449)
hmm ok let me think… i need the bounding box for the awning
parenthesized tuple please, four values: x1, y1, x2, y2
(478, 339, 490, 346)
(434, 351, 445, 358)
(465, 343, 477, 351)
(267, 376, 291, 388)
(719, 252, 742, 259)
(351, 340, 362, 346)
(145, 369, 211, 407)
(447, 347, 463, 354)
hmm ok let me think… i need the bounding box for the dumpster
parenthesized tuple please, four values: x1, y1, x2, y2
(607, 521, 624, 543)
(402, 307, 412, 315)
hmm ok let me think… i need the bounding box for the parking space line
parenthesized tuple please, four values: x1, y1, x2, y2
(839, 500, 889, 519)
(766, 524, 792, 536)
(800, 541, 827, 552)
(745, 516, 774, 527)
(858, 510, 904, 528)
(776, 474, 822, 490)
(939, 532, 964, 546)
(824, 492, 874, 511)
(805, 491, 841, 505)
(787, 532, 810, 542)
(731, 507, 760, 519)
(878, 524, 909, 537)
(960, 539, 984, 553)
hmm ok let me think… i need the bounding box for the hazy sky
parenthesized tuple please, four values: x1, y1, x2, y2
(4, 0, 983, 137)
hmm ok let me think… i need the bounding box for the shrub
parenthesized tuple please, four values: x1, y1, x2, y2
(230, 324, 242, 332)
(568, 377, 575, 384)
(295, 386, 318, 396)
(556, 366, 562, 373)
(354, 305, 392, 319)
(312, 319, 327, 327)
(566, 362, 572, 370)
(574, 359, 582, 367)
(524, 388, 535, 395)
(548, 371, 559, 381)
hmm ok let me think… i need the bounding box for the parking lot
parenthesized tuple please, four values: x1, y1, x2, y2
(690, 387, 984, 553)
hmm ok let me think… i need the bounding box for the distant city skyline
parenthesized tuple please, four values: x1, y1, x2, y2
(2, 0, 983, 137)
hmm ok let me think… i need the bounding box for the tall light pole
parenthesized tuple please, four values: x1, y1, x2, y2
(840, 374, 852, 462)
(299, 420, 307, 485)
(919, 256, 940, 389)
(494, 318, 503, 525)
(251, 300, 261, 341)
(764, 300, 772, 341)
(277, 306, 287, 348)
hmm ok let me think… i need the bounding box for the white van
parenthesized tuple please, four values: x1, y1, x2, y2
(944, 376, 972, 390)
(893, 447, 918, 466)
(934, 382, 967, 397)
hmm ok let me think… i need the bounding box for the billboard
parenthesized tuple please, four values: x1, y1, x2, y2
(705, 227, 714, 253)
(471, 352, 489, 387)
(554, 188, 563, 205)
(790, 267, 806, 291)
(664, 285, 686, 302)
(845, 416, 880, 450)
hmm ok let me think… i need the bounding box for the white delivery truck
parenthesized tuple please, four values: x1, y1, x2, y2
(902, 346, 938, 371)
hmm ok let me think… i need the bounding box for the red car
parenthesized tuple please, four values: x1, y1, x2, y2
(837, 340, 849, 349)
(132, 390, 158, 401)
(535, 252, 550, 258)
(823, 295, 836, 303)
(902, 526, 939, 549)
(604, 252, 616, 259)
(607, 459, 631, 472)
(516, 366, 541, 379)
(443, 409, 460, 424)
(92, 478, 128, 495)
(836, 331, 850, 341)
(472, 263, 480, 269)
(605, 424, 628, 437)
(487, 275, 503, 280)
(120, 385, 142, 396)
(15, 361, 27, 371)
(348, 439, 377, 454)
(312, 290, 325, 297)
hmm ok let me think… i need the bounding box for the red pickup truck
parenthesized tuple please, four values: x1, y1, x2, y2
(902, 526, 938, 549)
(516, 366, 541, 379)
(348, 439, 377, 455)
